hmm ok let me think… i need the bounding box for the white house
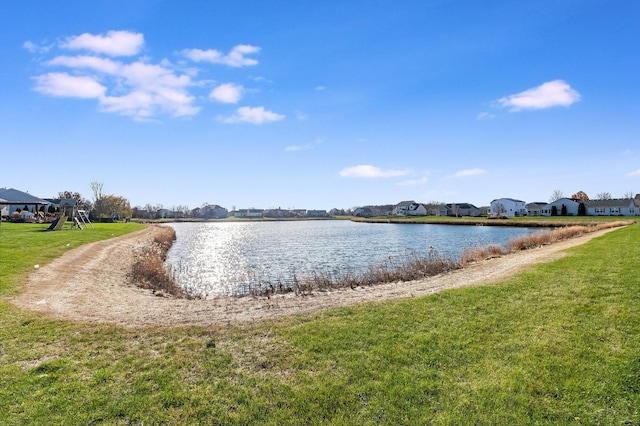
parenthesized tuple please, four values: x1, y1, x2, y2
(393, 201, 427, 216)
(490, 198, 527, 217)
(234, 209, 264, 218)
(585, 198, 639, 216)
(541, 198, 581, 216)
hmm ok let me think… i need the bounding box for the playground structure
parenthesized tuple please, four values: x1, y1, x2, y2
(47, 198, 93, 231)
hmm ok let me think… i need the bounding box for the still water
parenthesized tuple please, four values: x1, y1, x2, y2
(166, 220, 539, 298)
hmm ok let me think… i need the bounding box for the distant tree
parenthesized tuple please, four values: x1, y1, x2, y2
(578, 203, 586, 216)
(561, 204, 568, 216)
(494, 203, 506, 216)
(549, 189, 564, 202)
(571, 191, 589, 201)
(623, 191, 635, 199)
(551, 205, 558, 216)
(93, 195, 132, 219)
(596, 192, 612, 200)
(451, 203, 460, 218)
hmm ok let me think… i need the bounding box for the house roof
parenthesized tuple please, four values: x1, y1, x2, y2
(585, 198, 634, 208)
(491, 198, 525, 203)
(395, 200, 415, 207)
(446, 203, 478, 209)
(0, 188, 48, 205)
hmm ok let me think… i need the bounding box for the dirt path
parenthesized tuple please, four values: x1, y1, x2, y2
(8, 226, 617, 328)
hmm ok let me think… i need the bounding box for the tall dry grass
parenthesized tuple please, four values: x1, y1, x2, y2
(130, 226, 192, 298)
(461, 220, 634, 263)
(248, 248, 459, 297)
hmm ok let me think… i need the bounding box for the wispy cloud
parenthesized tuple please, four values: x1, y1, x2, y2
(209, 83, 243, 104)
(496, 80, 581, 112)
(60, 30, 144, 57)
(182, 45, 260, 67)
(451, 168, 486, 178)
(627, 169, 640, 177)
(218, 106, 285, 124)
(477, 112, 495, 120)
(285, 139, 323, 152)
(23, 40, 52, 54)
(339, 165, 411, 178)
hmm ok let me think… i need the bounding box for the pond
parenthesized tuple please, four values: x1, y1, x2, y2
(165, 220, 540, 298)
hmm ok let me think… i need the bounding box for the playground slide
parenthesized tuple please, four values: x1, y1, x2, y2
(47, 215, 67, 231)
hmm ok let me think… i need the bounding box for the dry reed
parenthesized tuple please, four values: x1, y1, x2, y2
(130, 226, 192, 298)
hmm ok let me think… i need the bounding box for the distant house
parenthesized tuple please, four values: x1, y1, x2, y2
(393, 201, 426, 216)
(353, 207, 375, 217)
(235, 209, 263, 218)
(541, 198, 581, 216)
(264, 208, 291, 218)
(290, 209, 307, 217)
(441, 203, 481, 217)
(307, 210, 329, 217)
(585, 198, 639, 216)
(490, 198, 527, 217)
(201, 204, 228, 218)
(526, 202, 547, 216)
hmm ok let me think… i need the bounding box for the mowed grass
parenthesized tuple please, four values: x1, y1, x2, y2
(1, 222, 639, 424)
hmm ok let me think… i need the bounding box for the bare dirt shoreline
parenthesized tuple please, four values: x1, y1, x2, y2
(9, 225, 618, 328)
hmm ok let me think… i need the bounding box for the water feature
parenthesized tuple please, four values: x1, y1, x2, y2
(165, 220, 540, 298)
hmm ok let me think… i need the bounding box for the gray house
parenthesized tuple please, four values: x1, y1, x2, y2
(585, 198, 639, 216)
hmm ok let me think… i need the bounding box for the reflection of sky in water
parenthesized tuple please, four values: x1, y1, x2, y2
(166, 221, 539, 298)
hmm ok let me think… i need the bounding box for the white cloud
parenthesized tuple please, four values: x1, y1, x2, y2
(33, 72, 106, 98)
(48, 55, 121, 74)
(218, 106, 285, 124)
(627, 169, 640, 177)
(182, 44, 260, 67)
(209, 83, 243, 103)
(315, 85, 326, 91)
(339, 165, 411, 178)
(496, 80, 581, 111)
(452, 168, 486, 178)
(60, 30, 144, 57)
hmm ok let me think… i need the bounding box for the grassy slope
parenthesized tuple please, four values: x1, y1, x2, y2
(0, 222, 638, 424)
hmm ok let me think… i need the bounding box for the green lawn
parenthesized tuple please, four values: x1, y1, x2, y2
(1, 222, 639, 424)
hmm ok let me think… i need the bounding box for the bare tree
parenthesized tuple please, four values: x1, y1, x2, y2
(596, 192, 612, 200)
(89, 181, 104, 203)
(549, 189, 564, 202)
(623, 191, 635, 199)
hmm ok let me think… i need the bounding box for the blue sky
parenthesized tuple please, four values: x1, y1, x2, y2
(2, 1, 639, 210)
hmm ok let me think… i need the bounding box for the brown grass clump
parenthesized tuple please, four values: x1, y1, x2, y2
(459, 244, 508, 266)
(130, 226, 192, 298)
(506, 231, 555, 251)
(249, 249, 459, 297)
